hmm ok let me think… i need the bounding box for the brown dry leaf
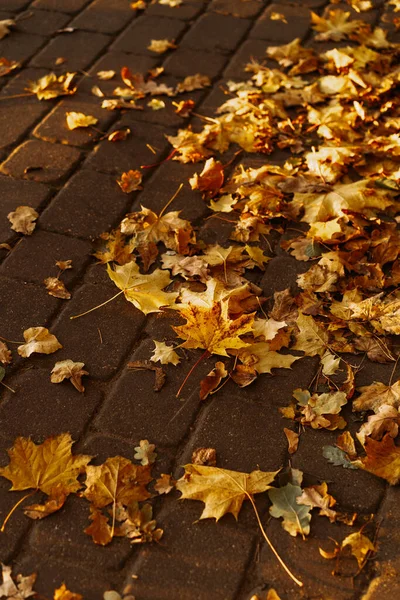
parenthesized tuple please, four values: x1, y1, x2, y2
(189, 157, 224, 198)
(357, 405, 400, 445)
(154, 473, 175, 495)
(0, 19, 15, 40)
(174, 99, 195, 116)
(134, 440, 157, 466)
(117, 170, 143, 193)
(27, 72, 77, 100)
(0, 433, 91, 518)
(192, 447, 217, 466)
(147, 39, 177, 53)
(18, 327, 62, 358)
(53, 584, 83, 600)
(0, 57, 20, 77)
(108, 128, 131, 142)
(93, 229, 134, 265)
(174, 301, 255, 357)
(270, 12, 288, 23)
(85, 505, 112, 546)
(311, 9, 365, 41)
(341, 532, 375, 568)
(0, 341, 12, 366)
(128, 360, 166, 391)
(7, 206, 38, 235)
(150, 341, 180, 366)
(284, 428, 299, 454)
(353, 380, 400, 413)
(177, 464, 278, 520)
(0, 564, 36, 599)
(114, 501, 163, 544)
(293, 313, 328, 356)
(97, 70, 115, 80)
(50, 360, 88, 393)
(238, 342, 300, 375)
(200, 361, 228, 400)
(357, 434, 400, 484)
(24, 483, 69, 520)
(55, 259, 72, 271)
(44, 277, 71, 300)
(176, 74, 211, 93)
(297, 481, 337, 522)
(66, 111, 98, 130)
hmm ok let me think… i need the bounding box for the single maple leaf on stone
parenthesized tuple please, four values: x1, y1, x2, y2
(0, 341, 12, 366)
(66, 111, 98, 130)
(27, 72, 77, 100)
(189, 158, 224, 198)
(177, 464, 278, 521)
(117, 170, 143, 193)
(0, 564, 36, 599)
(268, 483, 312, 538)
(134, 440, 157, 466)
(44, 277, 71, 300)
(174, 301, 254, 357)
(107, 260, 178, 314)
(150, 340, 180, 366)
(353, 380, 400, 413)
(0, 433, 91, 518)
(147, 39, 177, 53)
(7, 206, 38, 235)
(311, 10, 365, 41)
(357, 434, 400, 484)
(18, 327, 62, 358)
(50, 360, 89, 392)
(53, 583, 83, 600)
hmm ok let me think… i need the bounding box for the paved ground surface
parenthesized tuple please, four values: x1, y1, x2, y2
(0, 0, 399, 598)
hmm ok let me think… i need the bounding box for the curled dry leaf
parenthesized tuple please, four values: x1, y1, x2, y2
(66, 111, 98, 130)
(199, 361, 228, 400)
(18, 327, 62, 358)
(357, 434, 400, 484)
(353, 380, 400, 413)
(97, 70, 115, 80)
(177, 464, 278, 521)
(192, 447, 217, 467)
(114, 501, 163, 544)
(147, 39, 177, 53)
(174, 99, 195, 116)
(0, 341, 12, 366)
(155, 473, 176, 495)
(357, 405, 400, 445)
(128, 360, 166, 391)
(134, 439, 157, 466)
(107, 128, 131, 142)
(0, 19, 15, 40)
(150, 340, 180, 366)
(0, 57, 20, 77)
(50, 360, 89, 393)
(175, 74, 211, 93)
(44, 277, 71, 300)
(0, 564, 36, 599)
(53, 583, 83, 600)
(320, 531, 375, 569)
(283, 428, 299, 454)
(7, 206, 38, 235)
(147, 98, 165, 110)
(189, 157, 224, 198)
(27, 72, 77, 100)
(117, 169, 143, 193)
(55, 259, 72, 271)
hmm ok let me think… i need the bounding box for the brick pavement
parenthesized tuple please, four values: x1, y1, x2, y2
(0, 1, 399, 599)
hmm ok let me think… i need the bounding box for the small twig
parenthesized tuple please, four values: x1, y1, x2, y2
(176, 350, 210, 398)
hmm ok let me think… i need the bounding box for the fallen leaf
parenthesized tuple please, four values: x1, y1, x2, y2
(174, 99, 195, 116)
(176, 74, 211, 93)
(177, 464, 278, 520)
(50, 360, 88, 392)
(128, 360, 166, 391)
(189, 157, 224, 198)
(150, 340, 180, 366)
(53, 583, 83, 600)
(66, 111, 98, 130)
(357, 405, 400, 445)
(85, 505, 112, 546)
(55, 259, 72, 271)
(147, 98, 165, 110)
(147, 39, 177, 53)
(0, 564, 36, 599)
(311, 9, 365, 41)
(0, 19, 15, 40)
(269, 483, 312, 538)
(44, 277, 71, 300)
(97, 70, 115, 80)
(297, 482, 337, 522)
(200, 361, 228, 400)
(192, 447, 217, 466)
(114, 501, 163, 544)
(107, 128, 131, 142)
(270, 12, 288, 23)
(7, 206, 38, 235)
(358, 434, 400, 484)
(155, 473, 175, 495)
(284, 428, 299, 454)
(238, 342, 300, 375)
(134, 440, 157, 466)
(323, 445, 358, 469)
(27, 72, 77, 100)
(17, 327, 62, 358)
(353, 380, 400, 413)
(117, 170, 143, 193)
(293, 313, 328, 356)
(0, 341, 12, 366)
(0, 57, 20, 77)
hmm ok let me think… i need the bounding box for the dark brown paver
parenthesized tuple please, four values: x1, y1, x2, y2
(250, 4, 312, 42)
(110, 16, 187, 55)
(31, 0, 91, 13)
(0, 31, 45, 63)
(0, 176, 51, 241)
(209, 0, 264, 19)
(163, 47, 228, 78)
(180, 13, 251, 53)
(70, 0, 135, 34)
(16, 9, 70, 36)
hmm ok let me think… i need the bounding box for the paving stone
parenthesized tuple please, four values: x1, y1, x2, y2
(250, 4, 311, 41)
(224, 39, 272, 78)
(0, 97, 49, 151)
(125, 501, 256, 600)
(181, 13, 251, 53)
(0, 230, 91, 285)
(93, 338, 213, 447)
(31, 0, 91, 13)
(0, 140, 81, 184)
(209, 0, 264, 19)
(30, 30, 111, 71)
(260, 254, 311, 298)
(16, 9, 70, 35)
(40, 169, 130, 239)
(272, 0, 327, 6)
(291, 426, 385, 512)
(32, 282, 146, 379)
(14, 553, 112, 600)
(85, 118, 172, 175)
(0, 369, 102, 445)
(163, 47, 228, 78)
(33, 97, 117, 148)
(70, 0, 135, 34)
(0, 31, 45, 64)
(132, 161, 207, 222)
(0, 67, 51, 96)
(0, 0, 30, 10)
(0, 176, 50, 242)
(0, 477, 31, 563)
(146, 0, 205, 20)
(0, 276, 59, 349)
(111, 16, 187, 55)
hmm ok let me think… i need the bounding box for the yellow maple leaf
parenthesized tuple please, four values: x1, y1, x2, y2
(150, 340, 180, 365)
(357, 434, 400, 484)
(66, 111, 98, 130)
(107, 260, 178, 314)
(311, 10, 365, 41)
(293, 313, 328, 356)
(54, 583, 83, 600)
(147, 38, 177, 53)
(238, 342, 300, 374)
(117, 169, 143, 193)
(176, 464, 278, 520)
(27, 72, 77, 100)
(18, 327, 62, 358)
(174, 301, 254, 357)
(7, 205, 38, 235)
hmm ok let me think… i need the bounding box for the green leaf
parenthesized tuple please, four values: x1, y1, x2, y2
(268, 483, 312, 538)
(322, 445, 358, 469)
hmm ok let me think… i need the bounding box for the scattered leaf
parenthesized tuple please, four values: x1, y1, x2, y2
(53, 583, 83, 600)
(117, 170, 143, 193)
(66, 111, 98, 130)
(0, 564, 36, 599)
(269, 483, 312, 538)
(50, 360, 88, 392)
(18, 327, 62, 358)
(134, 440, 157, 466)
(0, 341, 12, 366)
(150, 340, 180, 365)
(44, 277, 71, 300)
(7, 206, 38, 235)
(128, 360, 166, 391)
(192, 447, 217, 467)
(147, 39, 177, 53)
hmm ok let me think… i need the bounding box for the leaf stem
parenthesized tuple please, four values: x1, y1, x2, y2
(159, 183, 184, 218)
(176, 350, 210, 398)
(1, 490, 36, 532)
(70, 290, 124, 320)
